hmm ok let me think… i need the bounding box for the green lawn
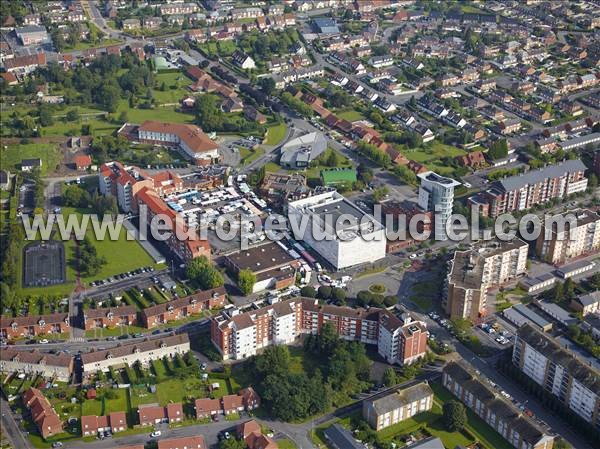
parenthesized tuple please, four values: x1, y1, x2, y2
(81, 388, 128, 416)
(405, 142, 466, 175)
(0, 143, 63, 176)
(240, 146, 265, 166)
(61, 207, 157, 283)
(152, 71, 193, 105)
(336, 109, 365, 122)
(276, 440, 298, 449)
(264, 123, 287, 146)
(263, 161, 282, 173)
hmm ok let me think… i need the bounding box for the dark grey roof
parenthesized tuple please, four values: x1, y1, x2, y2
(517, 324, 600, 392)
(405, 437, 445, 449)
(494, 159, 587, 192)
(323, 424, 364, 449)
(576, 291, 600, 307)
(366, 382, 433, 415)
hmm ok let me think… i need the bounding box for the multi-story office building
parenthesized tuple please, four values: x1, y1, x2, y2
(513, 324, 600, 428)
(287, 190, 387, 269)
(363, 382, 434, 430)
(536, 209, 600, 265)
(443, 361, 555, 449)
(211, 298, 428, 365)
(445, 238, 528, 320)
(469, 160, 588, 218)
(417, 171, 461, 240)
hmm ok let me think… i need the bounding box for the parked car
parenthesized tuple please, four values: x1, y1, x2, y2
(150, 431, 161, 438)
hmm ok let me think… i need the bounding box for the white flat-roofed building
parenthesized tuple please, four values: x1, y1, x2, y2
(287, 191, 386, 270)
(417, 171, 461, 241)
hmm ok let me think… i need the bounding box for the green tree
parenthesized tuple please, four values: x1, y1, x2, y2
(219, 438, 245, 449)
(237, 269, 256, 295)
(300, 286, 316, 297)
(372, 186, 389, 203)
(551, 282, 564, 303)
(255, 345, 290, 377)
(443, 401, 467, 432)
(66, 109, 79, 122)
(488, 139, 508, 160)
(383, 367, 397, 387)
(317, 285, 332, 300)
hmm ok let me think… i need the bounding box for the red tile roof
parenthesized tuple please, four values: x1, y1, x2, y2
(139, 121, 218, 154)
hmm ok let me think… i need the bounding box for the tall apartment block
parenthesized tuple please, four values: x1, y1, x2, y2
(445, 238, 528, 320)
(469, 160, 588, 218)
(417, 171, 461, 240)
(211, 298, 428, 365)
(536, 209, 600, 265)
(513, 324, 600, 429)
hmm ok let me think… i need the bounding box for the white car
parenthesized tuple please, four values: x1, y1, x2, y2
(39, 339, 49, 344)
(150, 431, 161, 438)
(409, 254, 417, 259)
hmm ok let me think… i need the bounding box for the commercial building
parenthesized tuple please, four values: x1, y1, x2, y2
(363, 382, 434, 430)
(469, 160, 588, 218)
(0, 349, 73, 382)
(259, 173, 309, 208)
(141, 287, 226, 328)
(445, 239, 528, 320)
(135, 121, 219, 164)
(23, 388, 63, 439)
(513, 324, 600, 428)
(211, 298, 427, 364)
(81, 334, 190, 377)
(279, 132, 327, 169)
(443, 361, 555, 449)
(83, 306, 138, 331)
(15, 25, 48, 45)
(536, 209, 600, 265)
(287, 190, 387, 270)
(417, 171, 461, 241)
(0, 313, 70, 340)
(224, 243, 299, 293)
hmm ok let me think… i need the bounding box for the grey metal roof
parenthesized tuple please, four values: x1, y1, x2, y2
(577, 291, 600, 307)
(495, 159, 587, 192)
(512, 304, 551, 329)
(323, 424, 364, 449)
(366, 382, 433, 416)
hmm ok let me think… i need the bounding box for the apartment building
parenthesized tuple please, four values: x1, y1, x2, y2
(445, 239, 528, 320)
(536, 209, 600, 265)
(443, 361, 555, 449)
(0, 349, 73, 382)
(83, 306, 138, 331)
(469, 160, 588, 218)
(513, 324, 600, 428)
(417, 171, 461, 241)
(23, 388, 63, 439)
(363, 382, 434, 431)
(136, 121, 219, 164)
(0, 313, 70, 340)
(211, 298, 427, 365)
(141, 287, 226, 328)
(81, 334, 190, 377)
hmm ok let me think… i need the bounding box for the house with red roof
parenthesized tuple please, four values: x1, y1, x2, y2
(23, 388, 63, 439)
(237, 420, 278, 449)
(137, 403, 184, 426)
(194, 398, 222, 419)
(222, 394, 244, 415)
(72, 154, 92, 171)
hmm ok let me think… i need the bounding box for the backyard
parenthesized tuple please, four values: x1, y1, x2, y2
(151, 71, 194, 105)
(404, 142, 466, 175)
(0, 143, 63, 176)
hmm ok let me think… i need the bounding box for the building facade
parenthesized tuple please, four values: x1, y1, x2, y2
(0, 313, 70, 340)
(0, 349, 73, 382)
(445, 239, 528, 320)
(417, 171, 461, 241)
(443, 361, 555, 449)
(512, 324, 600, 428)
(536, 209, 600, 265)
(211, 298, 427, 364)
(363, 382, 434, 430)
(83, 306, 138, 331)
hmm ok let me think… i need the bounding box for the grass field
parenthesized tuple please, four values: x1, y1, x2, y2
(152, 71, 193, 105)
(240, 146, 265, 166)
(405, 142, 466, 175)
(264, 123, 287, 146)
(336, 109, 366, 122)
(0, 143, 63, 176)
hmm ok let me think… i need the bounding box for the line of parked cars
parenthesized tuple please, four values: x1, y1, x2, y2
(89, 266, 155, 287)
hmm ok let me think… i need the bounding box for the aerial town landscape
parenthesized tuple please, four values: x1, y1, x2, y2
(0, 1, 599, 449)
